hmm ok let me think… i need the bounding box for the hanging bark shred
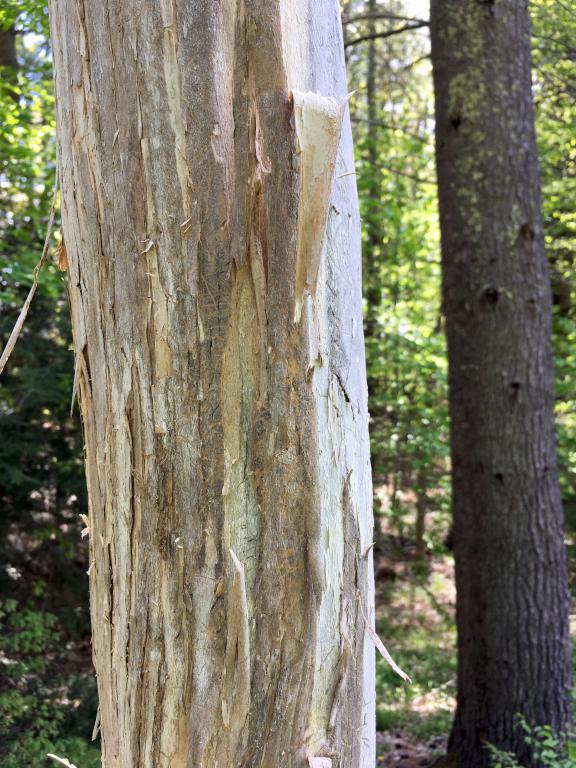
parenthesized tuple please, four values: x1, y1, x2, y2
(56, 236, 68, 271)
(0, 172, 58, 376)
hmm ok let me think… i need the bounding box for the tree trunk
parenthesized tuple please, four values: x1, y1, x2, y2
(414, 469, 427, 563)
(430, 1, 571, 765)
(0, 26, 17, 68)
(0, 25, 19, 100)
(363, 0, 382, 349)
(49, 2, 375, 766)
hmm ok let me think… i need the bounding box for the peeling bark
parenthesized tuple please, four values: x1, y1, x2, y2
(49, 1, 375, 766)
(292, 90, 344, 323)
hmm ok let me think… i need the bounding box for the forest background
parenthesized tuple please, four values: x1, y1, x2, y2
(0, 0, 574, 765)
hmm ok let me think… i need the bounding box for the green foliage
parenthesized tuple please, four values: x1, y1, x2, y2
(531, 0, 576, 515)
(0, 599, 99, 768)
(346, 0, 451, 553)
(0, 597, 57, 663)
(487, 716, 576, 768)
(0, 2, 51, 34)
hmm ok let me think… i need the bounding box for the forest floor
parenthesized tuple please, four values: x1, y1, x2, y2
(373, 524, 576, 767)
(373, 530, 456, 767)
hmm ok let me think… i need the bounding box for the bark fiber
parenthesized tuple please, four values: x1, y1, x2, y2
(49, 1, 375, 766)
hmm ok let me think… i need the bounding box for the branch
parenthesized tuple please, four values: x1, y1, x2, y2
(343, 12, 429, 26)
(345, 21, 429, 48)
(351, 116, 431, 144)
(364, 158, 436, 186)
(395, 52, 432, 71)
(535, 0, 576, 21)
(532, 32, 576, 56)
(0, 170, 59, 376)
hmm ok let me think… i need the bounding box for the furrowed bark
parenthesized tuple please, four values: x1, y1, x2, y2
(49, 1, 375, 766)
(430, 1, 571, 765)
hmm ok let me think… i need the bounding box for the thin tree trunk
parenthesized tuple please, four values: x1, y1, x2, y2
(0, 25, 19, 101)
(414, 469, 427, 562)
(430, 1, 571, 765)
(364, 0, 382, 350)
(0, 26, 17, 69)
(49, 2, 375, 766)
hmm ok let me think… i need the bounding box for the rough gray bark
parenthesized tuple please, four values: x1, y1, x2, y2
(49, 1, 375, 767)
(430, 1, 571, 765)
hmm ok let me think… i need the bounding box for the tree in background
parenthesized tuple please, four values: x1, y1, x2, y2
(49, 0, 375, 764)
(430, 0, 571, 764)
